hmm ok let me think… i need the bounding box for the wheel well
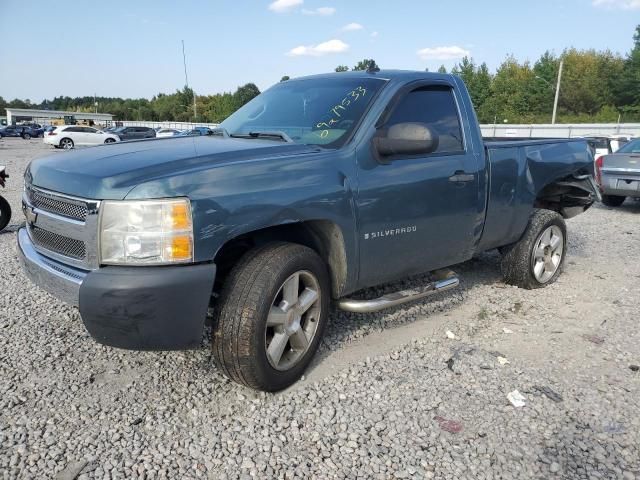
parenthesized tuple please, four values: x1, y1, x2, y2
(213, 221, 347, 299)
(534, 174, 596, 219)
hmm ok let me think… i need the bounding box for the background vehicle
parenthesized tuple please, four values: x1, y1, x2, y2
(113, 126, 156, 141)
(596, 137, 640, 206)
(156, 128, 182, 137)
(0, 166, 10, 231)
(578, 134, 632, 158)
(191, 127, 214, 136)
(18, 71, 598, 392)
(0, 125, 42, 139)
(44, 126, 120, 149)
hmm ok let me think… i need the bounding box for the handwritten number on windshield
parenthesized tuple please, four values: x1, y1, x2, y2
(316, 86, 366, 138)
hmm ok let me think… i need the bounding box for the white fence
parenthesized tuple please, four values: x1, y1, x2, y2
(116, 121, 640, 138)
(480, 123, 640, 138)
(119, 121, 219, 130)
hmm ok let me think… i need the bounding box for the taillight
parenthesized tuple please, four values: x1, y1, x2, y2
(595, 156, 604, 186)
(48, 131, 56, 136)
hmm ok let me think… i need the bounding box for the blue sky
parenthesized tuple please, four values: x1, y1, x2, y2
(0, 0, 638, 102)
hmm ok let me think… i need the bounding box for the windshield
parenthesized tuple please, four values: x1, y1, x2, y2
(221, 77, 387, 147)
(616, 138, 640, 153)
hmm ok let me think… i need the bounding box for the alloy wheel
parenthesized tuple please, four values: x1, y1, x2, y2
(265, 270, 322, 371)
(531, 225, 564, 283)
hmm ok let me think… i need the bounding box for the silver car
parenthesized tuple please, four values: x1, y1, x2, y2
(596, 138, 640, 207)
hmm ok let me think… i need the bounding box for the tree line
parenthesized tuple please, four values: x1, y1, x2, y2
(1, 25, 638, 124)
(0, 83, 261, 124)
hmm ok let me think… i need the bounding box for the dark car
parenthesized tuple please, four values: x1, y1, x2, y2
(192, 126, 214, 135)
(0, 125, 42, 139)
(178, 127, 214, 137)
(113, 126, 156, 141)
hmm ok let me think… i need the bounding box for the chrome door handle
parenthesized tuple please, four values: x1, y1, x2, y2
(449, 171, 475, 183)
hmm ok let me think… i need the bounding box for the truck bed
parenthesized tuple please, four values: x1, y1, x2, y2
(476, 137, 594, 253)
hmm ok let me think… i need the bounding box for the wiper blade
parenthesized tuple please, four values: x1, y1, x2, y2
(229, 131, 294, 143)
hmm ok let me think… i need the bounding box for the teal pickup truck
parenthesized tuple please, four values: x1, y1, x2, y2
(19, 71, 598, 391)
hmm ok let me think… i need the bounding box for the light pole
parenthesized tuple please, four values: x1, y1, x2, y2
(551, 59, 563, 125)
(182, 40, 198, 123)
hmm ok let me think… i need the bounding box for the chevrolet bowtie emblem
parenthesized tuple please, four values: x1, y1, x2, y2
(24, 206, 38, 225)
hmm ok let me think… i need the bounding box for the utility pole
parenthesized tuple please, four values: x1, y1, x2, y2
(182, 40, 197, 122)
(551, 59, 563, 125)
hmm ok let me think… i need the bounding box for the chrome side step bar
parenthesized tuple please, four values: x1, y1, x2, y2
(337, 270, 460, 313)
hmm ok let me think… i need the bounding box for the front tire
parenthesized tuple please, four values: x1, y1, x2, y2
(0, 196, 11, 231)
(213, 242, 330, 391)
(104, 138, 116, 144)
(601, 194, 625, 207)
(501, 209, 567, 289)
(22, 133, 31, 140)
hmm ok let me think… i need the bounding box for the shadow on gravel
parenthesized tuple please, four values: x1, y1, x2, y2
(0, 223, 22, 235)
(307, 250, 505, 369)
(600, 198, 640, 214)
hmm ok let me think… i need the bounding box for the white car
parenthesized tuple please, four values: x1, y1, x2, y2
(44, 126, 120, 149)
(156, 128, 182, 137)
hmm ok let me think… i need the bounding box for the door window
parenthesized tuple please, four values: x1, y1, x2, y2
(386, 86, 464, 154)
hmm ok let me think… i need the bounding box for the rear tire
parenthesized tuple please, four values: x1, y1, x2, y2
(22, 133, 31, 140)
(60, 138, 74, 149)
(601, 194, 625, 207)
(0, 196, 11, 231)
(212, 242, 330, 391)
(500, 209, 567, 289)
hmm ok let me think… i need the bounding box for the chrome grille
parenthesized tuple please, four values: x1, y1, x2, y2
(27, 188, 88, 221)
(29, 226, 86, 260)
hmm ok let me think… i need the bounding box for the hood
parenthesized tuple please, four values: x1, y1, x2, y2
(27, 136, 319, 200)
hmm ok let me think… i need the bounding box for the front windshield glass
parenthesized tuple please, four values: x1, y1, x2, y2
(221, 77, 387, 147)
(617, 138, 640, 153)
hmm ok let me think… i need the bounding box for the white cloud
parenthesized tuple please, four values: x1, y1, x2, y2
(269, 0, 303, 13)
(417, 45, 471, 61)
(342, 22, 364, 32)
(370, 31, 379, 38)
(592, 0, 640, 9)
(288, 39, 349, 56)
(302, 6, 336, 15)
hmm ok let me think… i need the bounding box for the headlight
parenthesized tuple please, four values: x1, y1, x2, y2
(100, 198, 194, 265)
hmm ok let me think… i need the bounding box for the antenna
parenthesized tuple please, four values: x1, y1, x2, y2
(181, 40, 197, 122)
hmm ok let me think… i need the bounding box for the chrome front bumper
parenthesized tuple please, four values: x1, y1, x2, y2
(17, 228, 87, 306)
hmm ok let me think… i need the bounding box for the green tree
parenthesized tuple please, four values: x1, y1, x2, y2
(335, 65, 349, 72)
(233, 83, 261, 110)
(615, 25, 640, 115)
(352, 59, 379, 71)
(481, 55, 537, 123)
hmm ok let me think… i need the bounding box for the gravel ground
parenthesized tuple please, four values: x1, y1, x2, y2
(1, 139, 639, 479)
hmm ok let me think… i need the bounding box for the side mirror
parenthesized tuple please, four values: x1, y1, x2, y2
(374, 122, 439, 158)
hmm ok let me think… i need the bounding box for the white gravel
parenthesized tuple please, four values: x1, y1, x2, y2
(1, 139, 639, 479)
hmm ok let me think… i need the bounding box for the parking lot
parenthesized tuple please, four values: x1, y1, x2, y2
(1, 138, 639, 479)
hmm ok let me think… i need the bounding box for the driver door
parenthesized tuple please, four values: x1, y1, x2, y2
(355, 83, 482, 288)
